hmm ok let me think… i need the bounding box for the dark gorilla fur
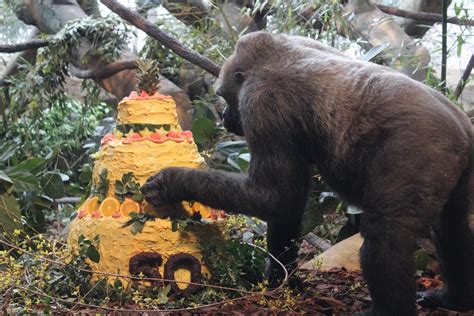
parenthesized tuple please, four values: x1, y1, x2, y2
(142, 32, 474, 315)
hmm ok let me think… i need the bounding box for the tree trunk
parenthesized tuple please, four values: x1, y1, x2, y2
(12, 0, 192, 129)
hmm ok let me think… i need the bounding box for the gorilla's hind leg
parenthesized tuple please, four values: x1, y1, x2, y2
(421, 172, 474, 310)
(359, 214, 417, 316)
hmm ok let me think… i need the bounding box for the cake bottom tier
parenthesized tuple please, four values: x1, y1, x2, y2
(67, 217, 225, 292)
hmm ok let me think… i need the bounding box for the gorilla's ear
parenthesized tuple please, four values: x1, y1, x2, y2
(235, 71, 245, 84)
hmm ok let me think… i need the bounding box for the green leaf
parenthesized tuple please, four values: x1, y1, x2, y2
(226, 153, 242, 172)
(157, 284, 171, 304)
(360, 44, 389, 62)
(16, 158, 47, 175)
(79, 165, 92, 185)
(5, 167, 40, 192)
(122, 172, 133, 184)
(44, 148, 60, 162)
(0, 144, 17, 163)
(41, 172, 65, 199)
(456, 35, 465, 58)
(415, 248, 429, 270)
(32, 195, 53, 209)
(191, 117, 216, 145)
(132, 193, 143, 202)
(215, 141, 248, 156)
(87, 245, 101, 263)
(237, 153, 251, 172)
(0, 193, 22, 236)
(131, 221, 144, 235)
(347, 205, 363, 215)
(171, 218, 178, 232)
(454, 2, 461, 16)
(0, 171, 13, 185)
(99, 168, 108, 181)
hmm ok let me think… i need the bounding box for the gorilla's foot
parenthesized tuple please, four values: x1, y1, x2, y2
(417, 289, 474, 311)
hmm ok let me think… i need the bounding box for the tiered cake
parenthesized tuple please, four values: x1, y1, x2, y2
(67, 63, 225, 294)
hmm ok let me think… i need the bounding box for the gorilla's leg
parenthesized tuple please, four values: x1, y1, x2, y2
(265, 218, 302, 284)
(419, 171, 474, 310)
(359, 214, 417, 316)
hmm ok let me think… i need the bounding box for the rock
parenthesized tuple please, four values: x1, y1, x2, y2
(300, 233, 364, 271)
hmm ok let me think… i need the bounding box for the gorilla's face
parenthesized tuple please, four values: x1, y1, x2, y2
(215, 55, 245, 136)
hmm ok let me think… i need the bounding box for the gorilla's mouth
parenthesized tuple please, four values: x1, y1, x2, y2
(222, 107, 245, 136)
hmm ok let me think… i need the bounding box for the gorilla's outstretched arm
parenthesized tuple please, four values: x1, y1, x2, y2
(141, 152, 311, 222)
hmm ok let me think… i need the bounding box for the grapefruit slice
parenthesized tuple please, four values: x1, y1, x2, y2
(86, 197, 100, 215)
(100, 197, 121, 217)
(120, 199, 141, 216)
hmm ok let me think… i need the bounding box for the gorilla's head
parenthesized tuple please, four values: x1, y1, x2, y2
(215, 54, 245, 136)
(216, 32, 277, 137)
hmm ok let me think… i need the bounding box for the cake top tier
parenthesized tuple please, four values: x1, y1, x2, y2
(117, 91, 179, 127)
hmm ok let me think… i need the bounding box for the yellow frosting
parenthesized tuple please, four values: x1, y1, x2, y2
(117, 98, 180, 127)
(67, 217, 225, 285)
(92, 139, 206, 194)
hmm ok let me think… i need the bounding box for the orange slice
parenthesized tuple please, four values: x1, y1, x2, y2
(99, 197, 121, 217)
(192, 202, 212, 218)
(86, 197, 100, 215)
(120, 199, 141, 216)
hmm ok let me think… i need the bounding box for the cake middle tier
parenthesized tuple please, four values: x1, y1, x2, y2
(93, 139, 206, 193)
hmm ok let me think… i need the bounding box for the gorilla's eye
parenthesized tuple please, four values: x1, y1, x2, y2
(235, 71, 245, 84)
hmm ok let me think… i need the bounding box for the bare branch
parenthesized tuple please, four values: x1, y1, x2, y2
(376, 4, 474, 27)
(0, 39, 49, 53)
(454, 54, 474, 100)
(100, 0, 221, 77)
(70, 59, 138, 79)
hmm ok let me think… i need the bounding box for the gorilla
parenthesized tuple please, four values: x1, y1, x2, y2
(141, 32, 474, 315)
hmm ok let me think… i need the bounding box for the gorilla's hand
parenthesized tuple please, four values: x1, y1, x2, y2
(141, 167, 186, 206)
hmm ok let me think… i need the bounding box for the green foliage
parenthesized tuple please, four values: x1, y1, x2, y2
(201, 239, 266, 290)
(78, 234, 101, 263)
(0, 192, 21, 236)
(415, 247, 430, 271)
(116, 123, 171, 134)
(122, 212, 156, 235)
(5, 16, 129, 113)
(1, 98, 108, 160)
(94, 168, 109, 203)
(212, 140, 251, 172)
(114, 172, 143, 203)
(0, 143, 72, 235)
(140, 15, 232, 79)
(191, 117, 217, 145)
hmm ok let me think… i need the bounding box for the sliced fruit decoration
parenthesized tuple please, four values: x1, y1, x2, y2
(100, 130, 194, 145)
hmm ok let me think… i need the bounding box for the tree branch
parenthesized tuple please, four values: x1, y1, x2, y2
(376, 4, 474, 27)
(100, 0, 221, 77)
(454, 53, 474, 100)
(0, 39, 49, 53)
(69, 59, 138, 79)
